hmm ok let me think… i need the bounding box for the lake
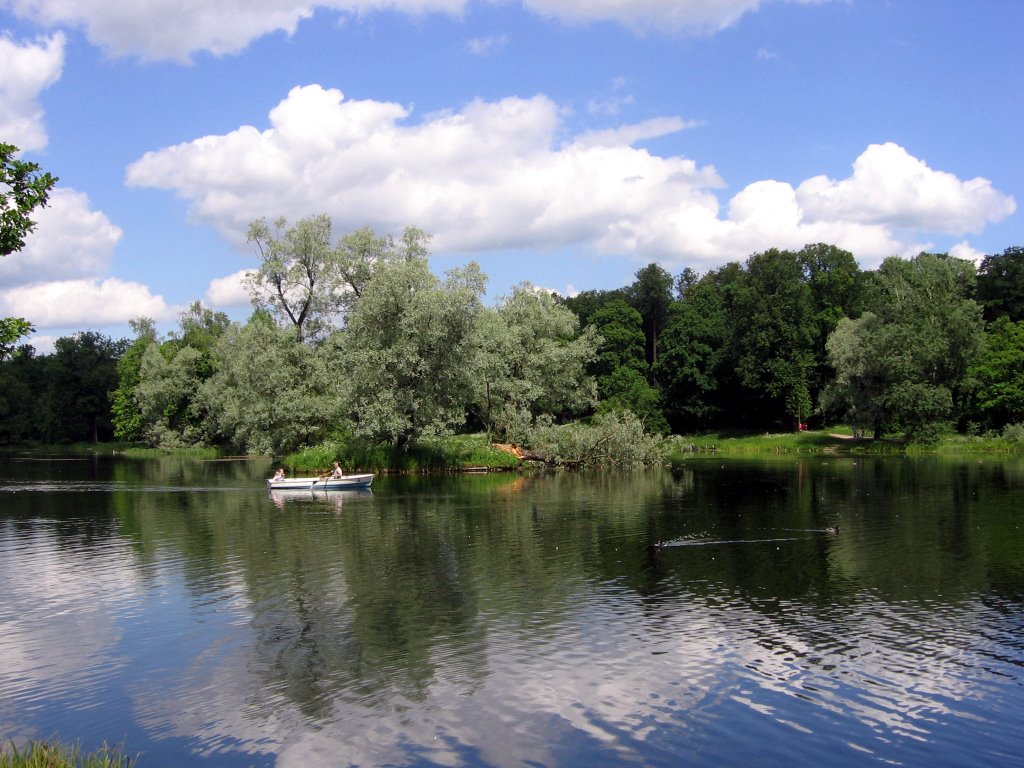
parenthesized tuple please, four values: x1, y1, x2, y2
(1, 454, 1022, 767)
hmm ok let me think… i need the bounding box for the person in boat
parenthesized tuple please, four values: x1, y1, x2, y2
(272, 468, 285, 481)
(330, 461, 344, 479)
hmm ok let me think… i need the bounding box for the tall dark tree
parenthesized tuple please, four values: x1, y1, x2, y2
(587, 300, 646, 379)
(977, 246, 1024, 323)
(627, 263, 673, 370)
(657, 263, 742, 431)
(563, 288, 630, 329)
(40, 332, 125, 443)
(799, 243, 863, 393)
(730, 249, 816, 427)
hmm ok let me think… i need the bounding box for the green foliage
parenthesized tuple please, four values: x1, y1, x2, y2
(977, 246, 1024, 323)
(526, 410, 664, 468)
(340, 258, 485, 448)
(562, 287, 630, 327)
(627, 263, 673, 368)
(657, 262, 739, 431)
(596, 367, 668, 433)
(799, 243, 863, 392)
(37, 332, 125, 443)
(110, 319, 157, 442)
(1003, 423, 1024, 442)
(202, 316, 340, 455)
(824, 253, 985, 439)
(731, 248, 817, 425)
(0, 317, 33, 361)
(970, 316, 1024, 427)
(0, 143, 58, 257)
(470, 283, 598, 443)
(245, 214, 342, 342)
(587, 299, 646, 378)
(334, 225, 431, 302)
(286, 433, 520, 472)
(0, 740, 136, 768)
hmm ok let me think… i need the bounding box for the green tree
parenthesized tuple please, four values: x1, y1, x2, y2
(657, 262, 750, 432)
(587, 300, 646, 379)
(969, 316, 1024, 428)
(0, 345, 41, 442)
(0, 317, 34, 361)
(820, 312, 888, 437)
(627, 263, 673, 369)
(798, 243, 863, 393)
(1, 145, 57, 366)
(470, 284, 598, 443)
(39, 332, 125, 443)
(824, 253, 985, 439)
(246, 214, 343, 342)
(111, 317, 157, 442)
(731, 249, 816, 427)
(334, 225, 432, 305)
(340, 258, 486, 448)
(977, 246, 1024, 323)
(1, 143, 58, 257)
(202, 312, 339, 454)
(563, 287, 630, 328)
(584, 299, 665, 431)
(121, 304, 231, 447)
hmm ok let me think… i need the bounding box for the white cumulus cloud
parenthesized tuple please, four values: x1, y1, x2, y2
(0, 278, 179, 327)
(205, 268, 255, 307)
(0, 32, 64, 151)
(125, 84, 722, 255)
(2, 0, 467, 62)
(796, 142, 1017, 234)
(523, 0, 795, 34)
(0, 188, 123, 287)
(2, 0, 824, 62)
(124, 85, 1015, 273)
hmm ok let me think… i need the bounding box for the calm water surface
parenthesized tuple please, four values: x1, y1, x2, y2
(0, 454, 1022, 767)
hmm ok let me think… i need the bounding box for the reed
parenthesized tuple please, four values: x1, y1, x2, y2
(0, 740, 137, 768)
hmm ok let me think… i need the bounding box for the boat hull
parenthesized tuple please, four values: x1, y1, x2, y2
(267, 473, 374, 491)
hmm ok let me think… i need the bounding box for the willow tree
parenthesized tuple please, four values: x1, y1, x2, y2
(201, 312, 339, 454)
(470, 283, 599, 443)
(246, 216, 433, 342)
(338, 257, 486, 448)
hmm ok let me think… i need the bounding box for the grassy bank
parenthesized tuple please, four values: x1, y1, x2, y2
(0, 740, 136, 768)
(666, 428, 1024, 465)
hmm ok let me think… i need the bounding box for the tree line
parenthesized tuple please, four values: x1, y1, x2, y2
(2, 208, 1023, 451)
(570, 243, 1024, 442)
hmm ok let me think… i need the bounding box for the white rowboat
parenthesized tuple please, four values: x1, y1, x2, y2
(267, 473, 374, 491)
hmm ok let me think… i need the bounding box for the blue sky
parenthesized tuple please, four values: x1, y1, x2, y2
(1, 0, 1021, 351)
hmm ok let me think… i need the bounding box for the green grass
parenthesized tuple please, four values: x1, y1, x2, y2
(0, 740, 136, 768)
(666, 427, 1024, 466)
(118, 446, 221, 459)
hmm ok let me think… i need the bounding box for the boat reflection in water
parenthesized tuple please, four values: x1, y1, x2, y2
(269, 486, 373, 511)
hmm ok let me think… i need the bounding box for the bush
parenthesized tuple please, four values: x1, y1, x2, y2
(526, 410, 664, 468)
(1003, 423, 1024, 442)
